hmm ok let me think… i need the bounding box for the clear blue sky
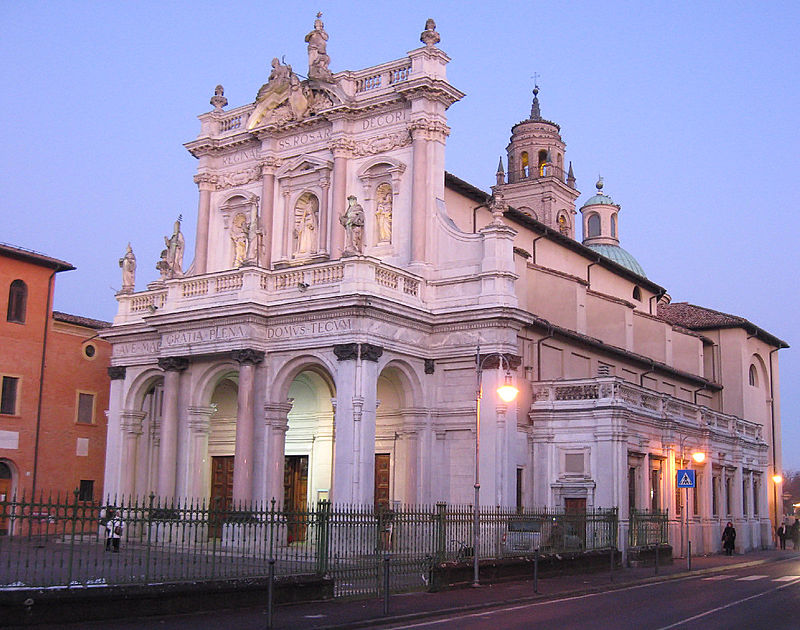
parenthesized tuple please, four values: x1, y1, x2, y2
(3, 2, 798, 466)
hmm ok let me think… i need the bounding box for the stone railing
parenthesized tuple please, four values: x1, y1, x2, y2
(531, 377, 764, 443)
(113, 258, 423, 325)
(353, 60, 412, 94)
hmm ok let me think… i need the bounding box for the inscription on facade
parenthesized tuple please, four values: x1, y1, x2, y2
(114, 339, 162, 357)
(362, 111, 406, 130)
(277, 128, 332, 150)
(222, 148, 259, 166)
(266, 318, 352, 339)
(163, 325, 247, 348)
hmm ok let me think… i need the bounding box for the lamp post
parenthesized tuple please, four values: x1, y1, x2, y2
(473, 346, 519, 587)
(772, 474, 783, 543)
(678, 435, 705, 570)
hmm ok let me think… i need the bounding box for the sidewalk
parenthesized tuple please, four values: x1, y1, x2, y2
(265, 549, 799, 629)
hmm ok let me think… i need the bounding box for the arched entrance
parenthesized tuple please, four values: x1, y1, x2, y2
(208, 373, 238, 523)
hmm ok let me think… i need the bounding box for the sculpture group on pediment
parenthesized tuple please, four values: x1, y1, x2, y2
(157, 217, 185, 280)
(340, 195, 365, 255)
(119, 243, 136, 293)
(305, 13, 333, 82)
(293, 192, 319, 257)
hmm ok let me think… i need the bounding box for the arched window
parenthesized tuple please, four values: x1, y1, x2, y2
(521, 152, 529, 178)
(611, 213, 617, 238)
(748, 364, 758, 387)
(633, 286, 642, 301)
(7, 280, 27, 324)
(538, 150, 548, 176)
(587, 214, 601, 238)
(557, 213, 569, 236)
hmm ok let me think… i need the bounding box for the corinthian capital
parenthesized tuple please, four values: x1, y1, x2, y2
(157, 356, 189, 372)
(232, 349, 265, 365)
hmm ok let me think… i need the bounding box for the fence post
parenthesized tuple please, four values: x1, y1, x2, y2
(533, 546, 539, 593)
(655, 541, 659, 575)
(434, 502, 446, 562)
(67, 488, 79, 587)
(145, 493, 154, 584)
(382, 552, 390, 616)
(315, 500, 330, 575)
(267, 557, 275, 629)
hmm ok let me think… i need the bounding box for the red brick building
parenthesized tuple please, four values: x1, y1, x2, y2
(0, 243, 110, 516)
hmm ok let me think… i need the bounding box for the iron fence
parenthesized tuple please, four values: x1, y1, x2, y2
(628, 509, 670, 548)
(0, 493, 618, 597)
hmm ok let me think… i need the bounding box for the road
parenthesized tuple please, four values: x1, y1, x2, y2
(383, 558, 800, 630)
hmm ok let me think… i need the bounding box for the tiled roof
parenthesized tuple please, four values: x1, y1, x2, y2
(658, 302, 788, 349)
(0, 243, 74, 271)
(53, 311, 111, 330)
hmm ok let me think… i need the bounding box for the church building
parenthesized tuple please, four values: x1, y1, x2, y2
(102, 17, 787, 554)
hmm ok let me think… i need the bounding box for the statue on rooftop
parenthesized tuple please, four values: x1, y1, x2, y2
(118, 243, 136, 293)
(247, 57, 294, 129)
(340, 195, 365, 254)
(157, 216, 185, 279)
(420, 18, 440, 47)
(210, 85, 228, 111)
(305, 13, 333, 82)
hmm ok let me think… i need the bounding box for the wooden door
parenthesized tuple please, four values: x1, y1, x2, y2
(564, 498, 587, 549)
(374, 453, 390, 512)
(284, 455, 308, 543)
(0, 476, 10, 535)
(209, 456, 234, 538)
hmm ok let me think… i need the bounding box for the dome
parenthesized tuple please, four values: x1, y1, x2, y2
(581, 193, 618, 208)
(586, 243, 647, 278)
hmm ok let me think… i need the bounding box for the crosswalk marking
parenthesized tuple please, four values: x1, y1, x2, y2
(773, 575, 800, 581)
(702, 575, 728, 580)
(736, 575, 768, 581)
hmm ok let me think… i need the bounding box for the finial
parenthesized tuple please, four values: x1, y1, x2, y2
(596, 176, 604, 192)
(567, 161, 576, 188)
(496, 157, 505, 186)
(530, 83, 541, 120)
(421, 18, 441, 47)
(210, 85, 228, 111)
(496, 157, 505, 174)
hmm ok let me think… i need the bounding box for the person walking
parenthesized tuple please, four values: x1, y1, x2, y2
(105, 509, 124, 552)
(792, 518, 800, 550)
(721, 521, 736, 556)
(777, 522, 787, 549)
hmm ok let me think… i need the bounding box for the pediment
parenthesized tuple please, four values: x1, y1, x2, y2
(276, 153, 333, 178)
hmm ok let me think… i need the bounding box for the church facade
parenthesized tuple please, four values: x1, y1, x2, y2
(102, 17, 787, 555)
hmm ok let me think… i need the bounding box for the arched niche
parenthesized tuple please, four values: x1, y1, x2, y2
(219, 192, 261, 268)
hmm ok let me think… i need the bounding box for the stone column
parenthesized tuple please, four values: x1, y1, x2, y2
(259, 158, 278, 267)
(263, 402, 292, 504)
(187, 406, 214, 501)
(332, 343, 382, 504)
(329, 141, 350, 258)
(319, 175, 331, 255)
(102, 366, 127, 500)
(193, 174, 216, 274)
(156, 357, 188, 499)
(409, 123, 429, 265)
(232, 349, 265, 505)
(119, 410, 146, 499)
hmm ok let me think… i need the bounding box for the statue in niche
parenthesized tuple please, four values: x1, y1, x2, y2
(294, 193, 319, 256)
(340, 195, 365, 254)
(247, 57, 294, 129)
(375, 183, 393, 243)
(231, 213, 249, 267)
(305, 13, 333, 82)
(118, 243, 136, 293)
(157, 216, 184, 279)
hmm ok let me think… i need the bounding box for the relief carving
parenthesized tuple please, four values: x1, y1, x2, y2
(352, 132, 412, 156)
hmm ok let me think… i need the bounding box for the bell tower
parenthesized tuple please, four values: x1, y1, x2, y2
(492, 86, 580, 237)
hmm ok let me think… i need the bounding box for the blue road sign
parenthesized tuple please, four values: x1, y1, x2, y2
(676, 469, 696, 488)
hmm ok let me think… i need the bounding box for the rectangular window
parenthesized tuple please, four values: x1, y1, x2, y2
(78, 480, 94, 502)
(725, 477, 732, 516)
(712, 475, 719, 516)
(743, 477, 749, 516)
(628, 467, 637, 513)
(76, 392, 95, 424)
(753, 478, 760, 515)
(1, 376, 19, 415)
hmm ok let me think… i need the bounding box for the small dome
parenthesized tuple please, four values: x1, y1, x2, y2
(586, 243, 647, 278)
(581, 193, 618, 208)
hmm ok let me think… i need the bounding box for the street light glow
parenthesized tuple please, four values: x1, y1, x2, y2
(692, 452, 705, 464)
(496, 372, 519, 402)
(773, 474, 783, 484)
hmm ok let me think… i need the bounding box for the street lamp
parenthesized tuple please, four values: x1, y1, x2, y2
(473, 346, 519, 587)
(678, 437, 705, 570)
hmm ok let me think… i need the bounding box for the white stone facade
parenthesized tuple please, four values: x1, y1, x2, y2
(102, 18, 786, 556)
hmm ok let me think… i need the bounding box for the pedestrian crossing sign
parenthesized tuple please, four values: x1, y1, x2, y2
(676, 469, 696, 488)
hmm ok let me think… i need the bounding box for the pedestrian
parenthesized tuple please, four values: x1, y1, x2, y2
(721, 521, 736, 556)
(105, 509, 124, 552)
(792, 519, 800, 550)
(777, 522, 787, 550)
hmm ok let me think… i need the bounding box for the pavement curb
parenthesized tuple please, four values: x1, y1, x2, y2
(311, 552, 798, 630)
